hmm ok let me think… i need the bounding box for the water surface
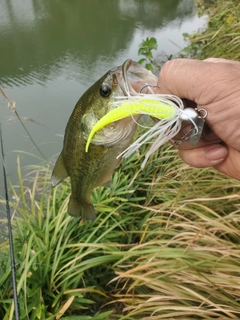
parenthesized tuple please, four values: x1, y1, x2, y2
(0, 0, 206, 208)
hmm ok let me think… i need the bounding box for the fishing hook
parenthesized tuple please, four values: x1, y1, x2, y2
(140, 84, 160, 94)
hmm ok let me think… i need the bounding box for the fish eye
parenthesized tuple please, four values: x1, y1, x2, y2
(100, 85, 111, 98)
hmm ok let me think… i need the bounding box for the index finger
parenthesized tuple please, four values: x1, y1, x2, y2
(156, 58, 240, 106)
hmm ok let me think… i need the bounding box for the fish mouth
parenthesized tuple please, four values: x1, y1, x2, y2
(120, 59, 158, 96)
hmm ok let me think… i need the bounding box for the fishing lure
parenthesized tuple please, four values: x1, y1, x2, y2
(85, 94, 206, 168)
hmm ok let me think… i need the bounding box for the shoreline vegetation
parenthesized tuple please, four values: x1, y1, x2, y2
(1, 1, 240, 319)
(185, 0, 240, 60)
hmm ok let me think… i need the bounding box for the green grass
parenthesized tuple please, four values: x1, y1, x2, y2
(1, 142, 240, 319)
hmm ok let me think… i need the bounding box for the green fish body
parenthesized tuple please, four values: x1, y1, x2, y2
(51, 60, 157, 220)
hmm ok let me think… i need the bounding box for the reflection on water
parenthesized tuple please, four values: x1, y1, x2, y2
(0, 0, 206, 204)
(0, 0, 202, 87)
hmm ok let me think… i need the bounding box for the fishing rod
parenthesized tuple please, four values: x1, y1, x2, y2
(0, 121, 20, 320)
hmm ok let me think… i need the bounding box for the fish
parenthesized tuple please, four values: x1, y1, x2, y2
(51, 59, 157, 220)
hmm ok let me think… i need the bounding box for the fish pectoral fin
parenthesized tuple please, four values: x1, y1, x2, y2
(102, 180, 112, 188)
(51, 152, 68, 187)
(68, 196, 96, 221)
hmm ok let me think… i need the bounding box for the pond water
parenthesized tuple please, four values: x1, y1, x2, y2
(0, 0, 206, 212)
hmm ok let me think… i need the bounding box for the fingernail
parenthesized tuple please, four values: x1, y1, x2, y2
(206, 145, 228, 163)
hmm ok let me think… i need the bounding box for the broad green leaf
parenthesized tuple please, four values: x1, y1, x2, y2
(146, 63, 153, 72)
(138, 58, 146, 65)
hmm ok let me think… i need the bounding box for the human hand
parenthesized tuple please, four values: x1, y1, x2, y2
(157, 58, 240, 180)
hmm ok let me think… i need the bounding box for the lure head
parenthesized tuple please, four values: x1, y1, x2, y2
(178, 107, 206, 146)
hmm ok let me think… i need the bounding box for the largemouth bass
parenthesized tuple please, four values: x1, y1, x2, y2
(51, 59, 157, 220)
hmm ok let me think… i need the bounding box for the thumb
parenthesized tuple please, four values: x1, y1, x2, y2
(178, 144, 228, 168)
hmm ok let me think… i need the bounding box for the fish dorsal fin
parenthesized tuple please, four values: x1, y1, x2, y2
(102, 180, 112, 188)
(51, 152, 68, 187)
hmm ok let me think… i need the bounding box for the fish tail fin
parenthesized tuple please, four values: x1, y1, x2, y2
(68, 196, 96, 221)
